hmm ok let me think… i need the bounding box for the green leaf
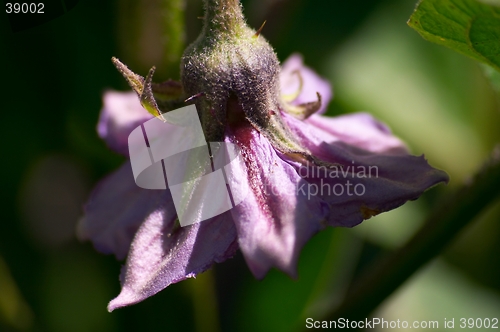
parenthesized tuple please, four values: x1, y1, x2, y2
(408, 0, 500, 72)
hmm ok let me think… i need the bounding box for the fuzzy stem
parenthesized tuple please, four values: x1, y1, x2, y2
(203, 0, 246, 34)
(318, 147, 500, 323)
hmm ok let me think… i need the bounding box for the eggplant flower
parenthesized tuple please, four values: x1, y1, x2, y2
(78, 0, 448, 312)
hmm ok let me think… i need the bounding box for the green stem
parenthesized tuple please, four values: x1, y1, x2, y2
(322, 147, 500, 322)
(202, 0, 246, 34)
(116, 0, 186, 80)
(0, 255, 34, 330)
(188, 269, 221, 332)
(162, 0, 185, 78)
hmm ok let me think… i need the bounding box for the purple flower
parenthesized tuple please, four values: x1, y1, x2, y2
(78, 0, 448, 312)
(78, 54, 447, 311)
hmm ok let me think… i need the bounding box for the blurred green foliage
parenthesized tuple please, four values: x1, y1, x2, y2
(0, 0, 499, 331)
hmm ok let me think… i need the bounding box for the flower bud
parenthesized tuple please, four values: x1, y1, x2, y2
(181, 0, 310, 155)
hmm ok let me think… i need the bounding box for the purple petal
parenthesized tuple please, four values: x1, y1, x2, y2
(98, 91, 153, 156)
(282, 113, 449, 227)
(304, 113, 409, 155)
(226, 124, 329, 279)
(280, 54, 333, 114)
(107, 210, 238, 311)
(77, 161, 172, 260)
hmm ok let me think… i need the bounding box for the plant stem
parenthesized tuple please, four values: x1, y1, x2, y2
(322, 147, 500, 322)
(188, 269, 221, 332)
(202, 0, 245, 34)
(162, 0, 185, 78)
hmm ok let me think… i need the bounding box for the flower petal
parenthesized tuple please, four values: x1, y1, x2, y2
(107, 210, 238, 311)
(226, 124, 329, 279)
(77, 161, 171, 260)
(98, 90, 153, 155)
(282, 113, 449, 227)
(280, 54, 333, 114)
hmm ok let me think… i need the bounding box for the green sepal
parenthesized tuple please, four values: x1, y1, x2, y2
(111, 57, 186, 117)
(112, 57, 144, 96)
(140, 67, 162, 117)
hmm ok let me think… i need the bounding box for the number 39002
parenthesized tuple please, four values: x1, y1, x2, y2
(6, 3, 44, 14)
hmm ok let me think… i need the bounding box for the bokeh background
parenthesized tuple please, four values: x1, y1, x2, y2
(1, 0, 499, 331)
